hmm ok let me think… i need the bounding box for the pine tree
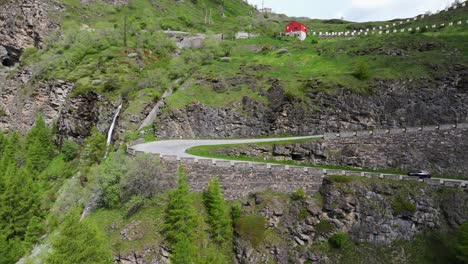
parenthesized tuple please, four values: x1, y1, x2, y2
(25, 116, 55, 173)
(82, 127, 106, 167)
(46, 209, 112, 264)
(164, 167, 198, 261)
(203, 178, 231, 243)
(164, 167, 198, 264)
(0, 132, 22, 179)
(170, 236, 198, 264)
(0, 233, 23, 264)
(0, 167, 40, 240)
(456, 222, 468, 263)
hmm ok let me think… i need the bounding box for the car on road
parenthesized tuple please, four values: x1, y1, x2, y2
(407, 170, 431, 179)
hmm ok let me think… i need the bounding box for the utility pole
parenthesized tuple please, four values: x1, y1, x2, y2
(123, 16, 127, 47)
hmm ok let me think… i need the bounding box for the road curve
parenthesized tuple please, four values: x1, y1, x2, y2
(131, 136, 322, 158)
(131, 135, 468, 185)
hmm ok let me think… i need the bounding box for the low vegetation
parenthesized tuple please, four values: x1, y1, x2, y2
(235, 215, 267, 248)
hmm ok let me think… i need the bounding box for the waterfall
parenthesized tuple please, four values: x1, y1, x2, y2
(106, 104, 122, 146)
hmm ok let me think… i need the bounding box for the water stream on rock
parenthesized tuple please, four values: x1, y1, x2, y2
(104, 104, 122, 158)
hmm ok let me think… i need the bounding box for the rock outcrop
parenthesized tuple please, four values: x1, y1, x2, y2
(211, 128, 468, 178)
(0, 0, 60, 66)
(155, 66, 468, 138)
(0, 69, 73, 132)
(0, 68, 122, 141)
(233, 178, 468, 263)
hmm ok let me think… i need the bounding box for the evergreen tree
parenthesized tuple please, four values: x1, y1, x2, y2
(0, 167, 40, 240)
(0, 233, 23, 264)
(165, 167, 197, 243)
(203, 178, 231, 243)
(456, 222, 468, 263)
(171, 236, 198, 264)
(82, 127, 106, 167)
(165, 167, 198, 261)
(46, 209, 112, 264)
(25, 116, 55, 173)
(24, 216, 44, 245)
(0, 132, 22, 179)
(0, 131, 5, 154)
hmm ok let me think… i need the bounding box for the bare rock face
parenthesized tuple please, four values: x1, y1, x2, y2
(0, 0, 60, 66)
(0, 68, 120, 141)
(233, 180, 467, 263)
(0, 69, 73, 132)
(154, 67, 468, 139)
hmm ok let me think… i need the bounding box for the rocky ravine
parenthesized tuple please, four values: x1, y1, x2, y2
(155, 65, 468, 138)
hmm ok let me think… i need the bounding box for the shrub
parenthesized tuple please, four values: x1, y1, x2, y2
(315, 220, 335, 234)
(235, 215, 266, 247)
(120, 153, 164, 202)
(61, 140, 79, 162)
(392, 195, 416, 215)
(81, 127, 106, 167)
(0, 107, 6, 117)
(329, 232, 350, 249)
(310, 36, 319, 44)
(103, 77, 120, 92)
(352, 61, 371, 80)
(231, 203, 242, 221)
(261, 44, 274, 52)
(327, 175, 354, 184)
(125, 195, 145, 217)
(291, 187, 306, 201)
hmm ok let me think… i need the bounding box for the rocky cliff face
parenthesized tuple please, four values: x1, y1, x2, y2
(155, 66, 468, 138)
(0, 0, 127, 66)
(0, 0, 132, 140)
(0, 0, 60, 66)
(0, 69, 72, 132)
(212, 128, 468, 178)
(234, 178, 467, 264)
(0, 68, 122, 142)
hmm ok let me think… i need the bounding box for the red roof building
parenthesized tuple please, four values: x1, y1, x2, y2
(285, 21, 308, 41)
(285, 21, 308, 34)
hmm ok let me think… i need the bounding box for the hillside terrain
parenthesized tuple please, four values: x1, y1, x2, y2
(0, 0, 467, 263)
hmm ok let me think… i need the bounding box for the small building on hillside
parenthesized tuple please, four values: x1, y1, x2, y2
(259, 8, 272, 14)
(285, 21, 308, 41)
(235, 32, 259, 39)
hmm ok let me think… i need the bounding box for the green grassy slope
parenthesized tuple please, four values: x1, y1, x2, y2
(14, 0, 468, 132)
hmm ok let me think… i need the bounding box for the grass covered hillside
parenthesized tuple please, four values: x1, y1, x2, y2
(8, 0, 466, 140)
(0, 0, 468, 263)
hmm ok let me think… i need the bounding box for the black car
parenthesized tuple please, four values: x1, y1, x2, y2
(407, 170, 431, 179)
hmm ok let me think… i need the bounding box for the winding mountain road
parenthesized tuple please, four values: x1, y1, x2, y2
(131, 135, 468, 185)
(131, 135, 322, 158)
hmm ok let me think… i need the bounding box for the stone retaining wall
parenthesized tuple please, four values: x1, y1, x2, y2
(324, 123, 467, 139)
(126, 149, 467, 199)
